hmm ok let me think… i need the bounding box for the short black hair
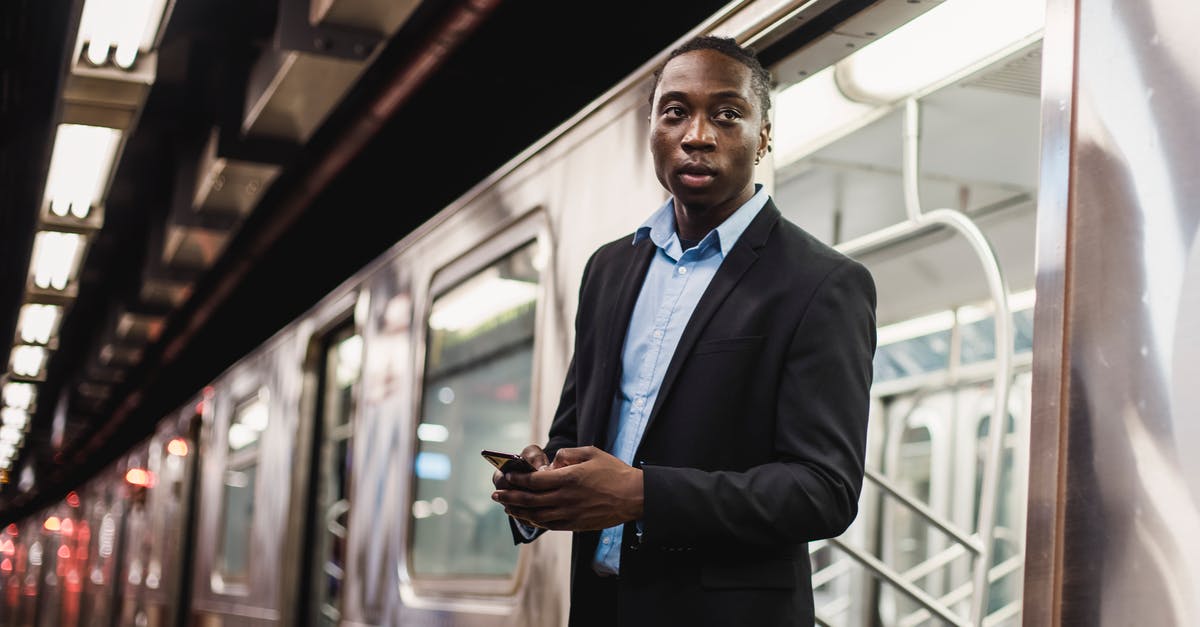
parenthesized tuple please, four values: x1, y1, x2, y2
(649, 35, 774, 121)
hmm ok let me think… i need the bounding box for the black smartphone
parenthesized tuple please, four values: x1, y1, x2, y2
(481, 449, 537, 474)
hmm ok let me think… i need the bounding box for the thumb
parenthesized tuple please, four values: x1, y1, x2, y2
(551, 445, 599, 468)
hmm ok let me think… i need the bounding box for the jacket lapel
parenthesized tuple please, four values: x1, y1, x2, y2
(581, 236, 656, 447)
(637, 202, 781, 449)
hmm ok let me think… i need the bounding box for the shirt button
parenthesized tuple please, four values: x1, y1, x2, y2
(677, 266, 688, 275)
(603, 537, 611, 544)
(653, 329, 663, 339)
(634, 398, 645, 408)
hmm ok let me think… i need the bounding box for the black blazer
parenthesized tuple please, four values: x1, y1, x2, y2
(520, 201, 876, 626)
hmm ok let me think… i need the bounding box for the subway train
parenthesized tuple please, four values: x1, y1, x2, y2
(2, 0, 1197, 625)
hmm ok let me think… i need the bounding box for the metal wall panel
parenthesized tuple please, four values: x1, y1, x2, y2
(1026, 0, 1200, 624)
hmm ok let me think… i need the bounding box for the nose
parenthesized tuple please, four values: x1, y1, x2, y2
(681, 116, 716, 152)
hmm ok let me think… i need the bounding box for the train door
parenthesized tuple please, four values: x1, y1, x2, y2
(757, 0, 1045, 623)
(114, 410, 202, 627)
(299, 323, 362, 626)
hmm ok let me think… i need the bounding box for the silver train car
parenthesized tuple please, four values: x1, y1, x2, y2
(2, 0, 1196, 625)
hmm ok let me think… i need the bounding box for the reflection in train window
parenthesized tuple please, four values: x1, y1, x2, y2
(216, 389, 268, 587)
(411, 242, 540, 578)
(310, 327, 361, 624)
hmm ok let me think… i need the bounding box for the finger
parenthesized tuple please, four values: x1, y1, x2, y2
(504, 471, 539, 490)
(513, 466, 577, 492)
(493, 488, 555, 508)
(492, 469, 511, 489)
(521, 445, 550, 470)
(551, 446, 599, 468)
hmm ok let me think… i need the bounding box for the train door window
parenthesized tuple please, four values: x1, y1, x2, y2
(974, 410, 1019, 614)
(309, 326, 361, 624)
(410, 240, 541, 579)
(215, 389, 269, 588)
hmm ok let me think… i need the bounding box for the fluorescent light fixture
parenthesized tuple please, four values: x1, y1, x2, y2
(1, 409, 29, 430)
(1010, 288, 1036, 312)
(429, 269, 538, 333)
(773, 0, 1045, 162)
(417, 423, 449, 443)
(44, 124, 122, 219)
(773, 66, 877, 164)
(836, 0, 1044, 104)
(2, 383, 35, 411)
(18, 304, 61, 345)
(11, 346, 47, 378)
(31, 231, 85, 290)
(79, 0, 170, 69)
(877, 310, 955, 347)
(0, 427, 22, 447)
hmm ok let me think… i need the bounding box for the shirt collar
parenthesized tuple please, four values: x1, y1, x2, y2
(632, 184, 769, 259)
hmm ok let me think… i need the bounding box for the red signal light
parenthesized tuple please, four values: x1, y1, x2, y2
(66, 492, 80, 508)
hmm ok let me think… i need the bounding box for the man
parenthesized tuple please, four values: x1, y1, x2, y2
(492, 36, 876, 626)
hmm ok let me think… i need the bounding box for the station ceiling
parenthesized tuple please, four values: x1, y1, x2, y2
(0, 0, 734, 521)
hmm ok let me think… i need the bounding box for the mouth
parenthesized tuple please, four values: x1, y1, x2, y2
(675, 163, 718, 188)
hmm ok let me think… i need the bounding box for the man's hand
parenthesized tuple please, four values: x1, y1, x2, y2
(491, 444, 551, 490)
(492, 446, 643, 531)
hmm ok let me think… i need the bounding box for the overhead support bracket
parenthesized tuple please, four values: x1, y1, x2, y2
(278, 0, 384, 61)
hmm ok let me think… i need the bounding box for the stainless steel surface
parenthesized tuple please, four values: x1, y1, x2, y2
(1021, 0, 1075, 623)
(1025, 0, 1200, 624)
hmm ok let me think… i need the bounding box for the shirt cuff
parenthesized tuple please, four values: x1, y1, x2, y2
(514, 519, 540, 541)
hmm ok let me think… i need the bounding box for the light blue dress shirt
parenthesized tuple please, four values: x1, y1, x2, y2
(592, 185, 769, 575)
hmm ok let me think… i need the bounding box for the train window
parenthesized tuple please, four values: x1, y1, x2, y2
(309, 327, 361, 624)
(215, 389, 269, 588)
(410, 241, 541, 579)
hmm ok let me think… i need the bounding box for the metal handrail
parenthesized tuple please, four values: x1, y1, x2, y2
(833, 98, 1015, 627)
(900, 542, 968, 583)
(812, 554, 854, 588)
(865, 467, 984, 555)
(827, 537, 969, 627)
(898, 554, 1025, 627)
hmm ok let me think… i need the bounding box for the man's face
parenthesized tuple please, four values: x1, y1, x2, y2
(650, 49, 770, 214)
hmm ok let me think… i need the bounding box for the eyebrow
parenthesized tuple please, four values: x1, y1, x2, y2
(657, 90, 752, 105)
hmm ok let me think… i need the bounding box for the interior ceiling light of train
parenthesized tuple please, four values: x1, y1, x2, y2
(0, 0, 427, 497)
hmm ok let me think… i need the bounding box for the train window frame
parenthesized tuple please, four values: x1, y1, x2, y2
(401, 208, 550, 599)
(211, 386, 270, 596)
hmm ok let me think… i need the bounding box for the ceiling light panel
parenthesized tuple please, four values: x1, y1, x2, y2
(11, 346, 47, 378)
(2, 383, 35, 411)
(17, 304, 62, 345)
(44, 124, 122, 219)
(30, 231, 86, 291)
(79, 0, 170, 69)
(1, 408, 29, 431)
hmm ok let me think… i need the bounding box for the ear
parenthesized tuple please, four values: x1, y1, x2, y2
(757, 120, 772, 161)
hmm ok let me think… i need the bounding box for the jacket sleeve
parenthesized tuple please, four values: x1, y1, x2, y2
(640, 260, 877, 547)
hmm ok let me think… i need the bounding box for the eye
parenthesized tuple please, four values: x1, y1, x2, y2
(716, 109, 742, 122)
(662, 105, 687, 118)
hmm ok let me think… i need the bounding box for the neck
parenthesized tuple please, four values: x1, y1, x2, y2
(673, 185, 755, 241)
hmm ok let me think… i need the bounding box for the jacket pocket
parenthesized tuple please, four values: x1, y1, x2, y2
(700, 557, 796, 590)
(692, 335, 764, 356)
